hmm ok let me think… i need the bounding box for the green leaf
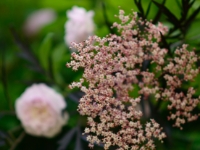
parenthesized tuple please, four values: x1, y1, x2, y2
(39, 0, 91, 11)
(129, 84, 139, 98)
(189, 0, 195, 8)
(38, 33, 54, 71)
(0, 116, 19, 131)
(52, 43, 68, 85)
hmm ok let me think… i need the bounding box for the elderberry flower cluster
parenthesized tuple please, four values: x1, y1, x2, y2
(67, 9, 200, 149)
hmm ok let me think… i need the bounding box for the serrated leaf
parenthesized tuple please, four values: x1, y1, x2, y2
(38, 33, 54, 71)
(152, 0, 179, 26)
(58, 127, 77, 150)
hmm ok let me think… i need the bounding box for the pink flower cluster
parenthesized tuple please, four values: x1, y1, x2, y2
(67, 9, 200, 149)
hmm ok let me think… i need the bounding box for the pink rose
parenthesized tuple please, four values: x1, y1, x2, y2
(64, 6, 95, 47)
(15, 84, 68, 138)
(23, 8, 57, 36)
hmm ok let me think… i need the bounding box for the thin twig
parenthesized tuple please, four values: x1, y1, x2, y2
(8, 125, 23, 141)
(5, 136, 14, 146)
(9, 132, 25, 150)
(0, 111, 15, 116)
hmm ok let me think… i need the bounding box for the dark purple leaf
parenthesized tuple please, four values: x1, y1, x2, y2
(152, 0, 179, 26)
(58, 127, 77, 150)
(0, 131, 7, 139)
(160, 33, 170, 51)
(67, 91, 84, 103)
(184, 6, 200, 30)
(75, 128, 83, 150)
(0, 131, 7, 147)
(145, 1, 152, 18)
(10, 28, 44, 74)
(180, 0, 195, 23)
(134, 0, 145, 18)
(153, 0, 166, 24)
(101, 2, 115, 34)
(0, 140, 5, 147)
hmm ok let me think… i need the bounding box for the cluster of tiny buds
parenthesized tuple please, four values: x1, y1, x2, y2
(67, 9, 200, 149)
(162, 45, 200, 128)
(85, 119, 166, 150)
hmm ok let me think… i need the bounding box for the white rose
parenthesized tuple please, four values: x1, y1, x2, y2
(23, 8, 57, 36)
(15, 83, 68, 138)
(64, 6, 95, 47)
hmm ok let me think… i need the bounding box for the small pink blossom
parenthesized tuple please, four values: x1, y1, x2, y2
(15, 84, 68, 138)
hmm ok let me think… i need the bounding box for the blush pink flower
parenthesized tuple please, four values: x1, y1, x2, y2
(64, 6, 95, 48)
(23, 8, 57, 36)
(15, 83, 68, 138)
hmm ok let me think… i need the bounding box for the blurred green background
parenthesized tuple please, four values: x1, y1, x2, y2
(1, 0, 200, 150)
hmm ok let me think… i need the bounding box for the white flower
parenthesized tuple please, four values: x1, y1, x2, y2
(64, 6, 95, 47)
(23, 8, 57, 36)
(15, 83, 68, 138)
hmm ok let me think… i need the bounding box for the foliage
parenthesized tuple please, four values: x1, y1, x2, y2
(0, 0, 200, 150)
